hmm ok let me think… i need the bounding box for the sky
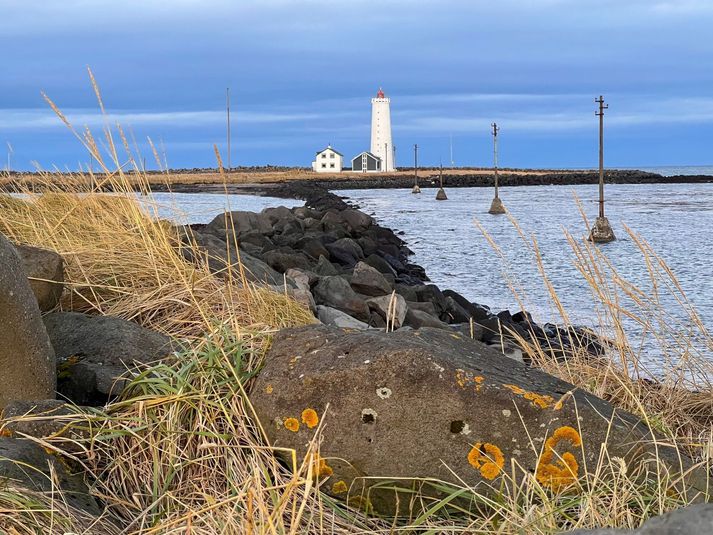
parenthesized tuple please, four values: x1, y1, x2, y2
(1, 0, 712, 171)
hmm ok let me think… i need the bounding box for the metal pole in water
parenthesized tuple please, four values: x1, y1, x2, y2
(488, 122, 506, 214)
(589, 95, 615, 242)
(412, 143, 421, 193)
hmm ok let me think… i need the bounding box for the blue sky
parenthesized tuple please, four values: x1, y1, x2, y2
(1, 0, 712, 171)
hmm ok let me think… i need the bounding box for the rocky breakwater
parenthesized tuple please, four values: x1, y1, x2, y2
(179, 186, 602, 360)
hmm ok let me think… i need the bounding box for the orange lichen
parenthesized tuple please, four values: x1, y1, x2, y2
(467, 442, 505, 480)
(265, 384, 274, 394)
(283, 417, 300, 432)
(309, 453, 333, 479)
(536, 426, 582, 491)
(331, 480, 348, 494)
(503, 384, 555, 409)
(0, 429, 12, 438)
(301, 408, 319, 429)
(456, 370, 486, 391)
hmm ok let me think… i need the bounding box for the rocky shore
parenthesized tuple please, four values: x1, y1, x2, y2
(0, 187, 711, 531)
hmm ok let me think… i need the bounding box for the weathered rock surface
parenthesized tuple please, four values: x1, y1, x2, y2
(350, 261, 392, 297)
(43, 312, 175, 405)
(0, 437, 100, 515)
(252, 325, 706, 515)
(2, 399, 89, 452)
(312, 276, 370, 322)
(564, 504, 713, 534)
(366, 294, 407, 329)
(14, 243, 65, 311)
(0, 233, 56, 408)
(316, 305, 370, 330)
(206, 210, 272, 240)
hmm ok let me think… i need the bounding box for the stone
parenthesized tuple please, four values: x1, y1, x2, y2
(394, 283, 419, 302)
(341, 209, 374, 233)
(0, 233, 56, 408)
(478, 314, 502, 343)
(253, 326, 706, 516)
(350, 262, 392, 297)
(316, 305, 370, 330)
(263, 250, 313, 273)
(363, 254, 397, 276)
(294, 237, 330, 261)
(564, 504, 713, 534)
(205, 211, 273, 240)
(14, 243, 65, 311)
(239, 230, 274, 251)
(43, 312, 175, 405)
(326, 238, 364, 267)
(0, 436, 100, 515)
(436, 187, 448, 200)
(289, 288, 316, 313)
(284, 268, 315, 292)
(2, 400, 88, 452)
(406, 300, 438, 316)
(404, 308, 449, 329)
(444, 296, 472, 323)
(262, 205, 296, 225)
(443, 290, 490, 322)
(414, 284, 448, 317)
(320, 211, 346, 232)
(314, 255, 340, 276)
(182, 228, 283, 285)
(488, 196, 506, 215)
(357, 236, 379, 256)
(365, 293, 407, 329)
(312, 276, 370, 322)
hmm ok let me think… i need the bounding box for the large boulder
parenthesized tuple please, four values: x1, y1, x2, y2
(252, 325, 707, 516)
(0, 234, 56, 408)
(312, 276, 370, 322)
(317, 305, 370, 330)
(341, 209, 374, 233)
(43, 312, 175, 405)
(565, 504, 713, 534)
(366, 294, 407, 329)
(350, 262, 392, 297)
(325, 238, 364, 267)
(14, 243, 64, 311)
(263, 250, 313, 273)
(205, 211, 273, 240)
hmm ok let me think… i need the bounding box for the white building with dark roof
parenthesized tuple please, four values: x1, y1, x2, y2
(312, 145, 343, 173)
(351, 151, 382, 173)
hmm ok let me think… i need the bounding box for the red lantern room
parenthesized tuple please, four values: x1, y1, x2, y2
(376, 87, 385, 98)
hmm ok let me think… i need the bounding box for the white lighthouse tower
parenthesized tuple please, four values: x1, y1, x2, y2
(370, 87, 396, 171)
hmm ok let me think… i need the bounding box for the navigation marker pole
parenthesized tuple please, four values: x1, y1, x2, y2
(412, 143, 421, 194)
(588, 95, 616, 242)
(488, 122, 506, 214)
(436, 161, 448, 200)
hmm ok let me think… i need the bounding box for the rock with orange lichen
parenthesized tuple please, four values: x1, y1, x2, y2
(252, 325, 709, 516)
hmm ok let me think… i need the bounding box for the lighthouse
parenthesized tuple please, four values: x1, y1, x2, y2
(370, 87, 396, 171)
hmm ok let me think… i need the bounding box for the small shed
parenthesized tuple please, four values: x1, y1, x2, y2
(312, 145, 344, 173)
(351, 151, 382, 173)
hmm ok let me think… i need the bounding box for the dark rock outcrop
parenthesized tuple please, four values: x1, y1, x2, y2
(0, 233, 56, 408)
(564, 504, 713, 534)
(15, 243, 65, 311)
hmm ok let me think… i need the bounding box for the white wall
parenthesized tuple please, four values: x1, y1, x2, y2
(312, 148, 343, 173)
(370, 97, 396, 171)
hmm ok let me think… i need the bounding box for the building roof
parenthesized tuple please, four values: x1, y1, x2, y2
(351, 151, 382, 161)
(315, 146, 343, 157)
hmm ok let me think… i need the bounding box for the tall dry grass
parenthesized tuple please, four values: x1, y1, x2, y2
(1, 70, 710, 533)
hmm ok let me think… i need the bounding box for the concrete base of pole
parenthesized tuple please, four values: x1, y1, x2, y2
(488, 196, 506, 215)
(412, 184, 421, 194)
(588, 216, 616, 243)
(435, 188, 448, 200)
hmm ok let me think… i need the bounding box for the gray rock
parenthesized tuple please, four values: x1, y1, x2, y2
(564, 504, 713, 534)
(444, 296, 472, 323)
(364, 254, 398, 276)
(2, 400, 88, 452)
(289, 288, 316, 313)
(443, 289, 490, 322)
(316, 305, 370, 330)
(326, 238, 364, 267)
(14, 243, 64, 311)
(0, 233, 56, 408)
(312, 276, 370, 322)
(404, 307, 449, 329)
(206, 211, 273, 240)
(295, 237, 330, 261)
(0, 436, 100, 515)
(341, 209, 374, 233)
(262, 206, 296, 225)
(263, 250, 313, 273)
(314, 255, 340, 276)
(284, 268, 315, 292)
(252, 326, 707, 516)
(414, 284, 448, 317)
(350, 262, 392, 297)
(366, 293, 407, 329)
(43, 312, 175, 405)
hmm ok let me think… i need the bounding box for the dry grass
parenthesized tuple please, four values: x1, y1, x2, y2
(0, 71, 710, 533)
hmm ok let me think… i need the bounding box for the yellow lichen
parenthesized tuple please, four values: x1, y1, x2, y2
(503, 384, 555, 409)
(309, 453, 333, 479)
(0, 429, 12, 438)
(348, 495, 374, 514)
(265, 384, 274, 394)
(536, 426, 582, 491)
(467, 442, 505, 480)
(456, 370, 486, 392)
(331, 480, 348, 494)
(284, 417, 300, 432)
(301, 408, 319, 429)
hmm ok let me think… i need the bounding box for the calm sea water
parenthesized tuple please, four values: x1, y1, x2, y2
(341, 184, 713, 369)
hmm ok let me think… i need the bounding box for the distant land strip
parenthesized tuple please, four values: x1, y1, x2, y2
(2, 167, 713, 196)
